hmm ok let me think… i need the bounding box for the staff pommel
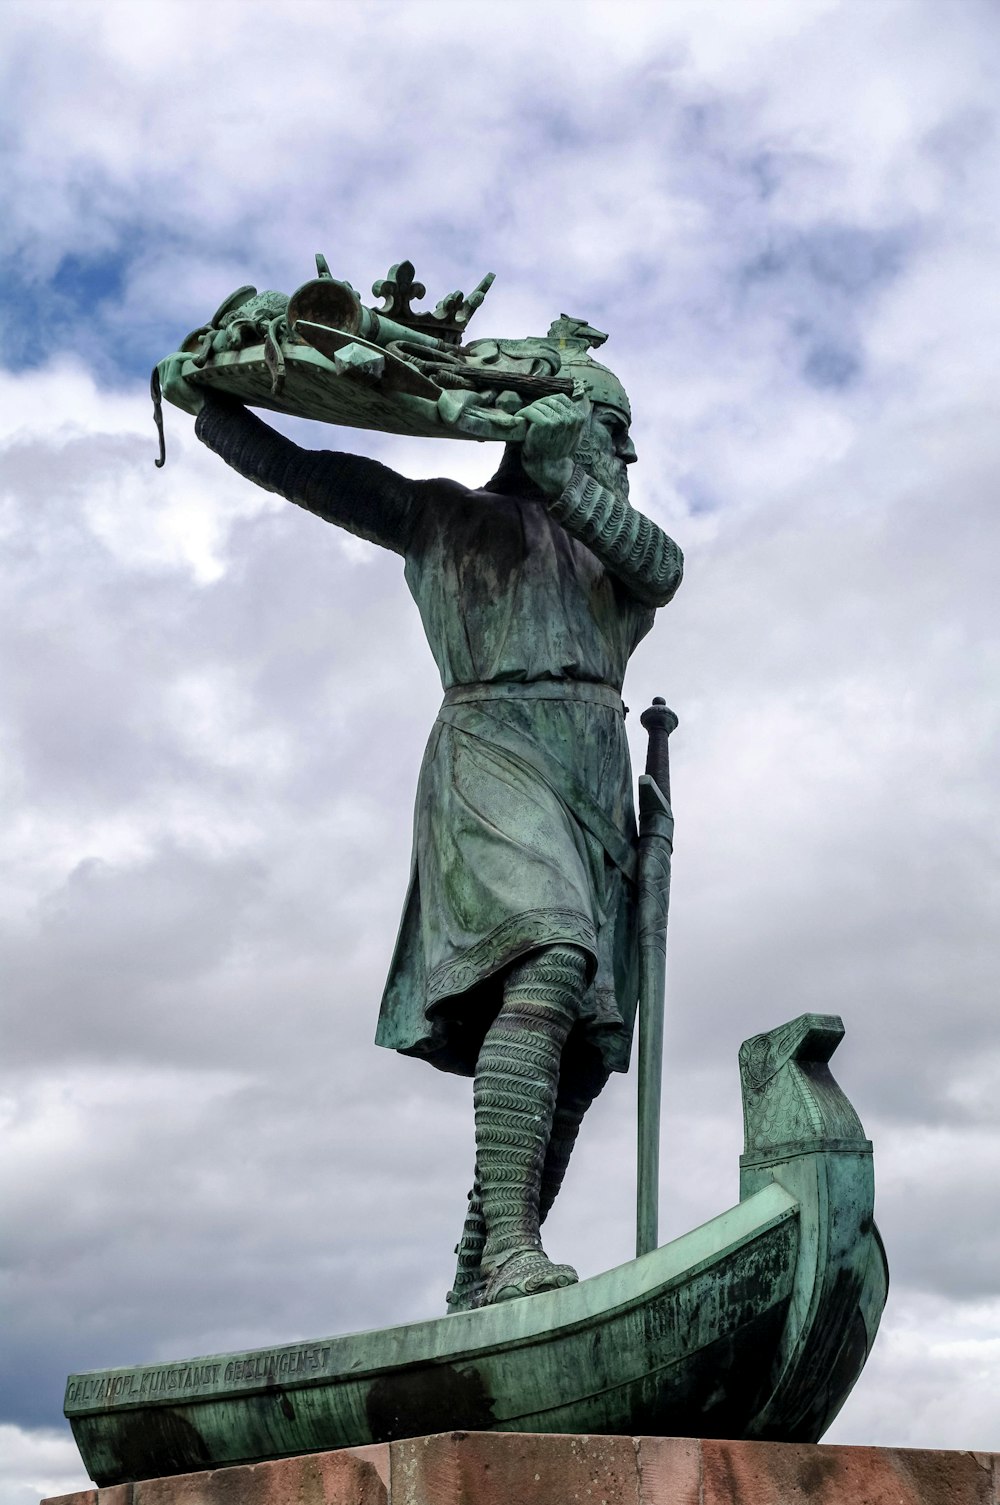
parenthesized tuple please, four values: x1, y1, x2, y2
(640, 697, 678, 805)
(640, 696, 679, 738)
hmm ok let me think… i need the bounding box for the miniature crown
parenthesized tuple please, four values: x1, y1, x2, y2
(367, 260, 496, 346)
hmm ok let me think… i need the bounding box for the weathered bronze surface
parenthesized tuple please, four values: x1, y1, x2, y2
(64, 257, 888, 1476)
(64, 1015, 887, 1483)
(636, 699, 678, 1257)
(151, 257, 631, 465)
(154, 256, 684, 1312)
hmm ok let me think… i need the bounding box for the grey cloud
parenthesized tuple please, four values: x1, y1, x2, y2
(801, 343, 861, 389)
(0, 1425, 88, 1505)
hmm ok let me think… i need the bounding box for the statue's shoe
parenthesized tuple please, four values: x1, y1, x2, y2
(445, 1277, 486, 1314)
(480, 1249, 579, 1306)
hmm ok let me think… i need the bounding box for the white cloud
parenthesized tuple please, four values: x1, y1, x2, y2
(0, 1426, 90, 1505)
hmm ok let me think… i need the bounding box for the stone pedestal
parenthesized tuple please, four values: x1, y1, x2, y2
(43, 1432, 1000, 1505)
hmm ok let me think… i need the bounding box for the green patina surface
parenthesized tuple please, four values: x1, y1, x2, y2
(155, 255, 686, 1314)
(152, 256, 630, 453)
(65, 260, 890, 1481)
(66, 1015, 887, 1483)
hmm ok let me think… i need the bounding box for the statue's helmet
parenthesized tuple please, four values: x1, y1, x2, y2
(546, 315, 631, 426)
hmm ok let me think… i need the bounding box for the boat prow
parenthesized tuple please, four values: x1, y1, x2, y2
(66, 1013, 887, 1484)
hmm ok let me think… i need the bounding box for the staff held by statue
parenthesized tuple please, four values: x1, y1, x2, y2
(636, 698, 678, 1257)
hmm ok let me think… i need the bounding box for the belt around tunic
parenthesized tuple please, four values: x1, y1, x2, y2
(436, 680, 637, 884)
(442, 680, 625, 715)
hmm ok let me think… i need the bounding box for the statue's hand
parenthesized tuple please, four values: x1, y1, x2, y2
(156, 353, 206, 417)
(519, 393, 586, 498)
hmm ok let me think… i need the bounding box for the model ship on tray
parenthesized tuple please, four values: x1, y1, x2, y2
(151, 253, 604, 464)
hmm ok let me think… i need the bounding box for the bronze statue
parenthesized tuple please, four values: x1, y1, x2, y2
(157, 264, 684, 1310)
(63, 265, 887, 1476)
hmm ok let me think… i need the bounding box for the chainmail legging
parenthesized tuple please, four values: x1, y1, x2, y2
(538, 1035, 610, 1225)
(451, 1029, 609, 1304)
(474, 944, 588, 1267)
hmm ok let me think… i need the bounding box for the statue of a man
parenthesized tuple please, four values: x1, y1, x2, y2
(158, 337, 683, 1310)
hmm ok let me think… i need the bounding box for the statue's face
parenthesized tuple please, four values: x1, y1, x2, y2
(574, 403, 637, 501)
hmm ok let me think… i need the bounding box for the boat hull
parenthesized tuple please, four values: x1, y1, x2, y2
(65, 1014, 888, 1484)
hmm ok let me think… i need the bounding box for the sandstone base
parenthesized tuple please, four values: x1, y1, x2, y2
(43, 1432, 1000, 1505)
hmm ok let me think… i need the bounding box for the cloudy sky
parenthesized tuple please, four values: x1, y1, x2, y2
(2, 0, 999, 1500)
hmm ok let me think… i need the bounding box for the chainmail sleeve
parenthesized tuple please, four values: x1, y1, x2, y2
(546, 464, 684, 607)
(195, 397, 419, 555)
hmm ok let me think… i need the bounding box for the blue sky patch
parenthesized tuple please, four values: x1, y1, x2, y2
(1, 246, 131, 374)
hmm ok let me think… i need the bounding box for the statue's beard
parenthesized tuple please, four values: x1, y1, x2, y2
(573, 431, 629, 503)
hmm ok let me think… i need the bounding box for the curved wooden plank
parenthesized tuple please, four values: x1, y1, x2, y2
(67, 1185, 798, 1483)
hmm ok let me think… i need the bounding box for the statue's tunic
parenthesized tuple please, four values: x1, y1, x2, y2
(195, 400, 683, 1078)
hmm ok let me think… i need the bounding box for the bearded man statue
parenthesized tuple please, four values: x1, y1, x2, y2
(158, 325, 683, 1311)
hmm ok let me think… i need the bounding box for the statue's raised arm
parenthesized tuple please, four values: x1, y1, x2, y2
(157, 355, 419, 555)
(197, 397, 419, 555)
